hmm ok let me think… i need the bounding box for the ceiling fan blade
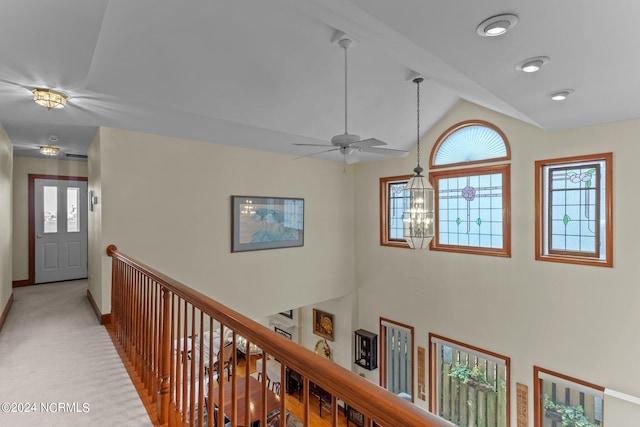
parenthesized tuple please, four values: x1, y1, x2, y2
(351, 138, 386, 148)
(293, 143, 334, 147)
(360, 146, 409, 157)
(293, 147, 341, 160)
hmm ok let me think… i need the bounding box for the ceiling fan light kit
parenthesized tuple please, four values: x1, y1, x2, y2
(403, 76, 435, 250)
(32, 88, 68, 110)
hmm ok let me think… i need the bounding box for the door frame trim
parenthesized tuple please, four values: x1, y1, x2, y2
(22, 174, 88, 287)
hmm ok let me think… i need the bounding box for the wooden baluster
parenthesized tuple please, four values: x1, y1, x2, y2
(158, 286, 170, 425)
(280, 361, 287, 427)
(207, 317, 214, 427)
(168, 293, 176, 427)
(181, 300, 188, 425)
(173, 297, 183, 427)
(189, 305, 196, 427)
(133, 269, 139, 374)
(331, 396, 338, 427)
(137, 270, 143, 378)
(148, 278, 155, 398)
(197, 312, 204, 427)
(216, 325, 225, 427)
(303, 377, 310, 427)
(188, 305, 196, 426)
(146, 279, 152, 396)
(259, 344, 266, 427)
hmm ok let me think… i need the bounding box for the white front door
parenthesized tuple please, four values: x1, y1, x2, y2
(34, 179, 88, 284)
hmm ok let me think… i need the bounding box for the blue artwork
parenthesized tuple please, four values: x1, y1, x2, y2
(250, 208, 300, 243)
(232, 196, 304, 252)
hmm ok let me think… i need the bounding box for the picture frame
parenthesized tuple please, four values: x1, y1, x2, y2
(279, 310, 293, 319)
(313, 309, 335, 341)
(274, 327, 292, 340)
(231, 196, 304, 252)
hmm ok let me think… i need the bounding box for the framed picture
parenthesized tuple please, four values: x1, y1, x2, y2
(274, 327, 292, 340)
(231, 196, 304, 252)
(279, 310, 293, 319)
(313, 309, 334, 341)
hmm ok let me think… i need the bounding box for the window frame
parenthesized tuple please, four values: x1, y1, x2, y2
(429, 164, 511, 257)
(379, 317, 415, 402)
(534, 152, 613, 267)
(533, 366, 604, 427)
(379, 174, 413, 248)
(429, 120, 511, 170)
(429, 333, 511, 427)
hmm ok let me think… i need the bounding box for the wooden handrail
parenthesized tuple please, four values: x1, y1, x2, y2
(106, 244, 453, 427)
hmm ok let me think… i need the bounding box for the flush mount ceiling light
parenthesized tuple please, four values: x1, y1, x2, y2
(516, 56, 550, 73)
(550, 89, 574, 101)
(40, 146, 60, 156)
(476, 14, 519, 37)
(32, 88, 68, 110)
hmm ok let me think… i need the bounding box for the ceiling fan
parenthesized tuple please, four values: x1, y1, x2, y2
(294, 32, 408, 163)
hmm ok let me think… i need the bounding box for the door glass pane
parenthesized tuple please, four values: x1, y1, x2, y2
(67, 187, 79, 232)
(43, 186, 57, 233)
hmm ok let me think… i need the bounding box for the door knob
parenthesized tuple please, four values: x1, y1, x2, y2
(36, 234, 42, 239)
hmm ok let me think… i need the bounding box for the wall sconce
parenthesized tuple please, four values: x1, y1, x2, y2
(89, 190, 99, 211)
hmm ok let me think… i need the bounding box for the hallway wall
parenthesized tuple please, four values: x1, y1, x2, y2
(0, 123, 12, 314)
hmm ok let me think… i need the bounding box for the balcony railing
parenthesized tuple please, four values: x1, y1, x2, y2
(106, 244, 453, 427)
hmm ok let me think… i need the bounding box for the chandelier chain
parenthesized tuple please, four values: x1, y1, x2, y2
(416, 79, 420, 168)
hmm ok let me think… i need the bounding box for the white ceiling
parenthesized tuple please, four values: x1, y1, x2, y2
(2, 0, 639, 162)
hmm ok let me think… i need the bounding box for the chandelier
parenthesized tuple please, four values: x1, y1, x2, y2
(403, 76, 435, 249)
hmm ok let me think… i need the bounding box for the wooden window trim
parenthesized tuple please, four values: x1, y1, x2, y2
(430, 164, 511, 257)
(429, 333, 511, 426)
(379, 317, 415, 401)
(533, 366, 604, 427)
(534, 152, 613, 267)
(429, 120, 511, 170)
(379, 175, 413, 248)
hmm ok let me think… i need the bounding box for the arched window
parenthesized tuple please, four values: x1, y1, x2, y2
(429, 120, 511, 257)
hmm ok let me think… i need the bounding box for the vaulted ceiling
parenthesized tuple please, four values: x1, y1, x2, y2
(2, 0, 639, 162)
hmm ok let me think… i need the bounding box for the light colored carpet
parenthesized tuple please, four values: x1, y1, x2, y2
(0, 280, 152, 427)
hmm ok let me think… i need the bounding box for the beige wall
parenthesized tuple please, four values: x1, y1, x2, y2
(91, 127, 356, 320)
(87, 132, 103, 310)
(11, 157, 88, 282)
(0, 124, 12, 314)
(354, 101, 640, 423)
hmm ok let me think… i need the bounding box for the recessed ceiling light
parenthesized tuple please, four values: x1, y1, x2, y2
(550, 89, 574, 101)
(516, 56, 550, 73)
(476, 14, 519, 37)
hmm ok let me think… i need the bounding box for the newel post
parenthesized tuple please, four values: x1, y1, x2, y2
(158, 287, 171, 424)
